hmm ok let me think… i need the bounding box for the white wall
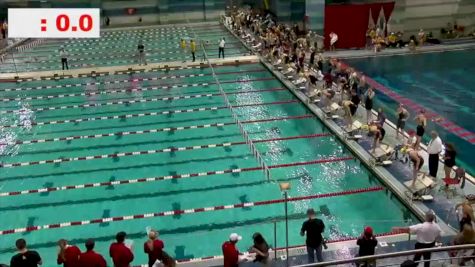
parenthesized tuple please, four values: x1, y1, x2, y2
(390, 0, 475, 38)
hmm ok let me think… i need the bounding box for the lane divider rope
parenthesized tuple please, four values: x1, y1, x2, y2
(13, 60, 258, 83)
(0, 99, 297, 128)
(0, 115, 313, 146)
(0, 185, 381, 234)
(0, 133, 331, 168)
(0, 156, 353, 197)
(0, 87, 285, 114)
(11, 43, 246, 65)
(0, 69, 266, 101)
(6, 51, 246, 71)
(11, 44, 244, 60)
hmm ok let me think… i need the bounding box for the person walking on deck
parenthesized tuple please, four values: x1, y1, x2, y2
(218, 37, 226, 59)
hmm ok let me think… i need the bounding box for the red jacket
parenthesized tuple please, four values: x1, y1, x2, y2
(109, 242, 134, 267)
(57, 245, 81, 267)
(144, 239, 164, 266)
(78, 250, 107, 267)
(222, 241, 239, 267)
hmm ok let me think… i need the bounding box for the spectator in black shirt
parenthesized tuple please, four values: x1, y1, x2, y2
(309, 48, 316, 66)
(137, 40, 147, 66)
(356, 226, 378, 267)
(10, 239, 42, 267)
(300, 208, 325, 263)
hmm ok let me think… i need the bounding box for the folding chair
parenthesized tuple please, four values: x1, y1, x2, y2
(442, 168, 466, 198)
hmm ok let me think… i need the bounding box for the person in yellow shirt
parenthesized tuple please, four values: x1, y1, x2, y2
(387, 32, 397, 48)
(190, 39, 196, 62)
(180, 38, 186, 52)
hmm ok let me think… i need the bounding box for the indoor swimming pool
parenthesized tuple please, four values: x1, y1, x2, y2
(0, 58, 419, 265)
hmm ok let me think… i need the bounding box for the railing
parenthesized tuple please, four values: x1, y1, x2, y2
(294, 244, 475, 267)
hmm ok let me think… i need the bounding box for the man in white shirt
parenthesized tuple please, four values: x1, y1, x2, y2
(393, 212, 441, 267)
(427, 131, 443, 178)
(218, 37, 225, 59)
(59, 47, 69, 70)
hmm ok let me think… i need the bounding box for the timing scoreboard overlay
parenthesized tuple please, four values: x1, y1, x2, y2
(8, 8, 100, 38)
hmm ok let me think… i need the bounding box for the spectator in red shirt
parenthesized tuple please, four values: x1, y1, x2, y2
(222, 233, 242, 267)
(78, 239, 106, 267)
(57, 239, 81, 267)
(144, 229, 164, 267)
(110, 231, 134, 267)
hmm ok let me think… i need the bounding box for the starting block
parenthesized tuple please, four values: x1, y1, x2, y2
(404, 173, 435, 198)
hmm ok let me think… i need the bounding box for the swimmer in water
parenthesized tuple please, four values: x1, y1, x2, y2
(414, 109, 427, 150)
(409, 150, 424, 186)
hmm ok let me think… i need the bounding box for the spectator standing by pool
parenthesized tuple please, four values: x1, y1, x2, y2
(427, 131, 443, 179)
(329, 32, 338, 51)
(60, 47, 69, 70)
(219, 37, 226, 59)
(396, 104, 410, 140)
(144, 229, 164, 267)
(222, 233, 242, 267)
(1, 20, 6, 39)
(418, 29, 426, 46)
(160, 251, 176, 267)
(10, 239, 42, 267)
(393, 212, 441, 267)
(301, 208, 325, 263)
(309, 47, 316, 67)
(190, 39, 196, 62)
(57, 239, 81, 267)
(137, 40, 147, 66)
(109, 231, 134, 267)
(449, 224, 475, 265)
(356, 226, 378, 267)
(78, 239, 107, 267)
(444, 143, 457, 179)
(249, 233, 270, 266)
(457, 201, 474, 232)
(180, 38, 186, 53)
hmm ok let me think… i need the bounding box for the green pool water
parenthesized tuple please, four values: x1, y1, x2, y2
(0, 59, 418, 265)
(0, 23, 248, 73)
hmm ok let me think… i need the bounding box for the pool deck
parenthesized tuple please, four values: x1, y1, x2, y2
(0, 55, 259, 80)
